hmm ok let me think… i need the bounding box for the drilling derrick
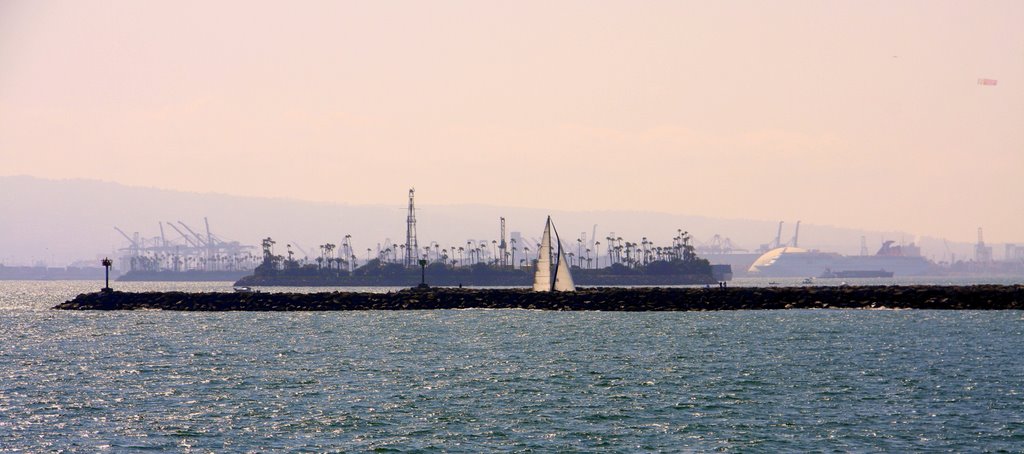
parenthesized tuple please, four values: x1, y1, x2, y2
(499, 217, 507, 268)
(975, 227, 993, 263)
(404, 188, 419, 267)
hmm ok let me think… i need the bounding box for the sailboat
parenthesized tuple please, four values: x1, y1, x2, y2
(533, 216, 576, 292)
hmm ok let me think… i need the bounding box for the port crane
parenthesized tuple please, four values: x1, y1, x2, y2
(165, 222, 200, 248)
(289, 242, 314, 260)
(177, 221, 209, 248)
(113, 227, 143, 257)
(114, 219, 256, 273)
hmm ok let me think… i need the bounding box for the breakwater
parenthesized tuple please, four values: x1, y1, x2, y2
(54, 285, 1023, 311)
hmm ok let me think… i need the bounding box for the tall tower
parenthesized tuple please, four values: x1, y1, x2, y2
(975, 227, 992, 263)
(404, 188, 419, 267)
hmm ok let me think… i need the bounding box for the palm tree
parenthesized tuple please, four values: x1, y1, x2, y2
(577, 238, 583, 267)
(325, 243, 336, 270)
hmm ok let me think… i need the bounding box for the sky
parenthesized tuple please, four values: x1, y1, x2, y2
(1, 0, 1021, 244)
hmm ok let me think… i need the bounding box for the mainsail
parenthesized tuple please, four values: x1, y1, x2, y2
(533, 216, 576, 292)
(532, 217, 553, 291)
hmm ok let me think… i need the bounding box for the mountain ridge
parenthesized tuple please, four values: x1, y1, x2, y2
(0, 175, 973, 266)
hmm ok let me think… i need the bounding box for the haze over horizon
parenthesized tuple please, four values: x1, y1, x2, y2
(2, 1, 1021, 243)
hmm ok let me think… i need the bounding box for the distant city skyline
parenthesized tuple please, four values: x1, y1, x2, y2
(1, 1, 1021, 243)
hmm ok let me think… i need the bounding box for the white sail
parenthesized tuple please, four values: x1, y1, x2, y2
(533, 216, 576, 292)
(532, 217, 553, 292)
(553, 241, 576, 291)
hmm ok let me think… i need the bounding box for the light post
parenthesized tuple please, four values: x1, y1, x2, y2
(417, 259, 429, 289)
(101, 257, 113, 292)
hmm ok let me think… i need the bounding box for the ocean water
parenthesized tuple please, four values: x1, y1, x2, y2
(1, 281, 1022, 451)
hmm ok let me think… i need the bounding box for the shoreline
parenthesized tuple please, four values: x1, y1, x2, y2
(54, 285, 1023, 311)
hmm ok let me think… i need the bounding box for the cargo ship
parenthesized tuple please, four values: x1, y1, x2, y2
(748, 241, 933, 278)
(117, 269, 252, 282)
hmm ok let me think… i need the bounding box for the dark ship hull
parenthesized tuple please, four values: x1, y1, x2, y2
(118, 270, 252, 282)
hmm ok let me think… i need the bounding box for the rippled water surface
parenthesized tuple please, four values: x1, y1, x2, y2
(1, 281, 1022, 451)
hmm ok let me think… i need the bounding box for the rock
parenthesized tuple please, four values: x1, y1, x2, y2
(51, 285, 1024, 311)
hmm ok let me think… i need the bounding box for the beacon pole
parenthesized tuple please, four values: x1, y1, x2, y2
(101, 257, 113, 292)
(418, 259, 429, 289)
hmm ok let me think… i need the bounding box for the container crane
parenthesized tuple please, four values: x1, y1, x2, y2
(165, 222, 199, 248)
(113, 227, 139, 249)
(177, 221, 208, 247)
(204, 217, 214, 249)
(290, 241, 313, 260)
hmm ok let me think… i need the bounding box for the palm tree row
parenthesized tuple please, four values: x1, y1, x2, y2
(254, 228, 701, 275)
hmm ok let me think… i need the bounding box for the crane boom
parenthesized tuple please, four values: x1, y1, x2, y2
(204, 217, 214, 248)
(113, 227, 139, 247)
(290, 241, 312, 259)
(165, 222, 198, 247)
(178, 221, 207, 247)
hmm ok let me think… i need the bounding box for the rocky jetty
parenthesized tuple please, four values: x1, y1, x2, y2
(54, 285, 1023, 311)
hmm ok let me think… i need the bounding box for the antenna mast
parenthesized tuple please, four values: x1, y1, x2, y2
(404, 188, 419, 267)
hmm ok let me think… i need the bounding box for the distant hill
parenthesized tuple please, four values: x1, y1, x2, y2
(0, 175, 976, 266)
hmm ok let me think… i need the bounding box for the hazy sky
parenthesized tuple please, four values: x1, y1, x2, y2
(1, 0, 1021, 243)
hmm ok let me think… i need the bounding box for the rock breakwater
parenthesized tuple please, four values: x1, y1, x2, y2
(54, 285, 1023, 311)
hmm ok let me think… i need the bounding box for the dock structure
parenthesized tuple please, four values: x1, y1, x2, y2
(114, 218, 257, 274)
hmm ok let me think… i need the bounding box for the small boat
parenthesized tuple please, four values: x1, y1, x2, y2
(233, 285, 254, 293)
(533, 216, 575, 292)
